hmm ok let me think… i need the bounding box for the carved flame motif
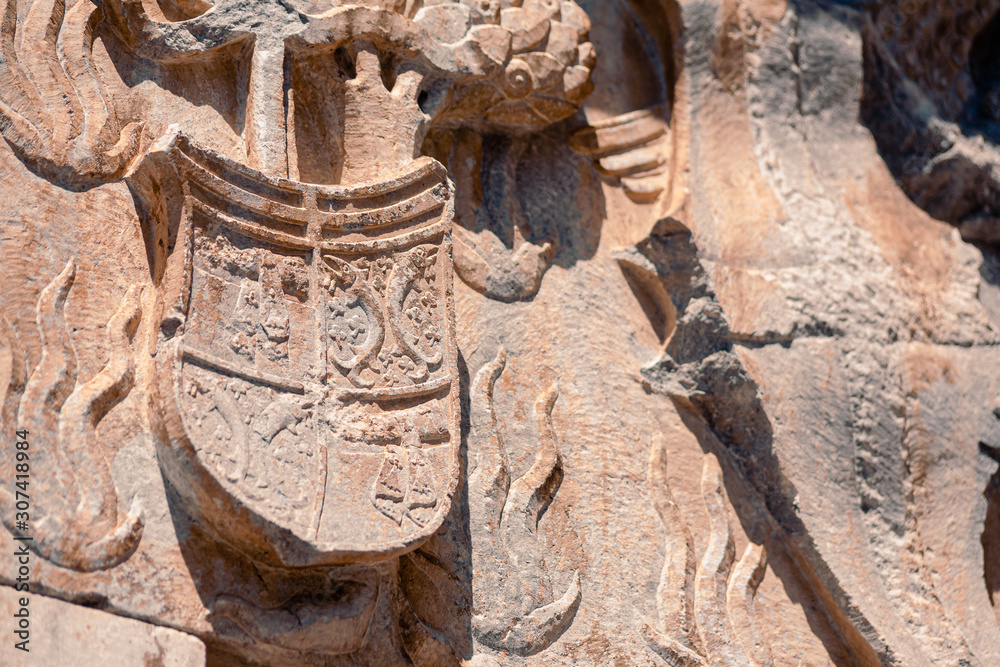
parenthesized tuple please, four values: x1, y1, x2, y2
(0, 0, 145, 187)
(641, 437, 773, 667)
(468, 348, 582, 656)
(0, 261, 144, 571)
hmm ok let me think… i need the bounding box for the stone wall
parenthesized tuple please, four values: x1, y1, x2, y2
(0, 0, 997, 664)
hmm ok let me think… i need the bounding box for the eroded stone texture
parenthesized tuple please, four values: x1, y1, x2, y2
(2, 0, 1000, 664)
(0, 585, 206, 666)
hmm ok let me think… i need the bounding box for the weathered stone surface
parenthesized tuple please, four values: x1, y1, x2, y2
(0, 585, 205, 665)
(2, 0, 1000, 664)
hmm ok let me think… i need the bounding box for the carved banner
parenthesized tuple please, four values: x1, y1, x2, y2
(135, 132, 459, 567)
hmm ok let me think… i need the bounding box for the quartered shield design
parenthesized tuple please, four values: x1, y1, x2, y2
(136, 133, 459, 566)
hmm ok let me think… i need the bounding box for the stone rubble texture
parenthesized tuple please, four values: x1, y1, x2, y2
(0, 0, 998, 664)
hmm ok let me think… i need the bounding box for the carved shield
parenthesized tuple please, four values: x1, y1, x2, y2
(136, 133, 459, 566)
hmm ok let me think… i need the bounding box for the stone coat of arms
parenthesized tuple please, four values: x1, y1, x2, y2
(137, 131, 460, 566)
(4, 0, 999, 664)
(103, 0, 596, 572)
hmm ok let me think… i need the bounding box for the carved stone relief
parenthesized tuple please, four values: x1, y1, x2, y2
(2, 0, 1000, 664)
(0, 262, 144, 572)
(468, 348, 581, 656)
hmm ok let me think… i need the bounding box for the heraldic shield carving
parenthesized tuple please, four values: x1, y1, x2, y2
(132, 131, 459, 567)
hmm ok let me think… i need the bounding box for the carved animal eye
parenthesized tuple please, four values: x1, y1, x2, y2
(504, 59, 535, 98)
